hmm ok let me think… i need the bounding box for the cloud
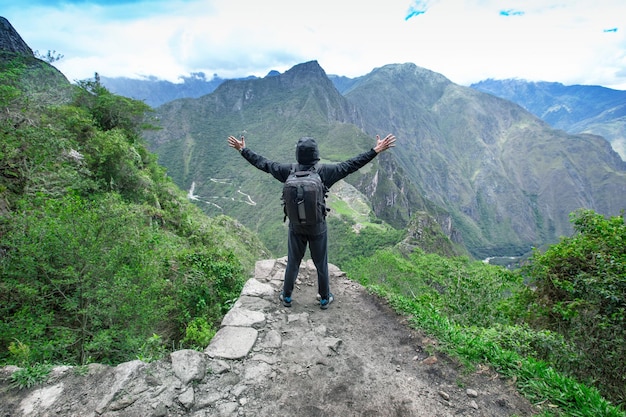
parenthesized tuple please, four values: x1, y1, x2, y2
(3, 0, 626, 89)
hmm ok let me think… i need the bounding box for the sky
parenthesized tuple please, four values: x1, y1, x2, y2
(2, 0, 626, 89)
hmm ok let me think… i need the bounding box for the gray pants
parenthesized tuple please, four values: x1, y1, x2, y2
(283, 225, 330, 301)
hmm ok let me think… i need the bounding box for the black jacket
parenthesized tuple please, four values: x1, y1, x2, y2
(239, 137, 379, 233)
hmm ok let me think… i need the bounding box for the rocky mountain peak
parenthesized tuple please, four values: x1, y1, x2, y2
(0, 17, 33, 56)
(275, 60, 332, 88)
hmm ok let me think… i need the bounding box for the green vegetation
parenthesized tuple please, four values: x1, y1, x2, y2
(343, 209, 626, 415)
(0, 58, 267, 368)
(327, 217, 404, 267)
(524, 209, 626, 406)
(9, 363, 52, 390)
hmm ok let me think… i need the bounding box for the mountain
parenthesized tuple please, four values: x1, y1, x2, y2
(100, 73, 229, 107)
(0, 17, 32, 55)
(345, 64, 626, 257)
(0, 16, 73, 109)
(143, 61, 626, 260)
(100, 72, 358, 108)
(471, 78, 626, 160)
(143, 61, 439, 258)
(100, 72, 278, 108)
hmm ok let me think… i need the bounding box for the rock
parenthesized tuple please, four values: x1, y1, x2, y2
(205, 326, 258, 359)
(250, 353, 279, 365)
(422, 355, 438, 365)
(254, 259, 276, 279)
(0, 17, 34, 56)
(233, 295, 274, 312)
(322, 337, 342, 355)
(328, 262, 346, 277)
(19, 384, 64, 416)
(287, 312, 310, 325)
(240, 278, 275, 298)
(210, 359, 231, 374)
(178, 386, 195, 409)
(170, 349, 207, 385)
(95, 360, 144, 414)
(217, 401, 239, 416)
(151, 401, 168, 417)
(258, 329, 282, 349)
(243, 362, 273, 383)
(109, 393, 137, 411)
(467, 388, 479, 397)
(221, 307, 266, 328)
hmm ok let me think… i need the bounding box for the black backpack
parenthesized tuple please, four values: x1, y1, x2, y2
(282, 164, 328, 225)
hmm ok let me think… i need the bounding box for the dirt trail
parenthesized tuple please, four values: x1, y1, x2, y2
(232, 258, 536, 417)
(0, 258, 537, 417)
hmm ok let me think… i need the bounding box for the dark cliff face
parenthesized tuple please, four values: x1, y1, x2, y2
(0, 17, 33, 56)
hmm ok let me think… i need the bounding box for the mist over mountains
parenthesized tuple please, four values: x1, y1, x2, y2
(140, 61, 626, 259)
(101, 73, 228, 108)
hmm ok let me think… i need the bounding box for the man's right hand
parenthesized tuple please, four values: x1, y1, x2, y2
(227, 135, 245, 151)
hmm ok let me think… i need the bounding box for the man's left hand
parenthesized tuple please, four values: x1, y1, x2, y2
(374, 134, 396, 153)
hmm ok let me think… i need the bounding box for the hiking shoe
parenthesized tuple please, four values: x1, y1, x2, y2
(279, 292, 292, 307)
(320, 293, 334, 310)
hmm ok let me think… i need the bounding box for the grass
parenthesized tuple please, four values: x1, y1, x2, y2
(10, 363, 52, 390)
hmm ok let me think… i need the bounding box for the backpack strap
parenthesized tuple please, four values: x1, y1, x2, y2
(283, 163, 298, 223)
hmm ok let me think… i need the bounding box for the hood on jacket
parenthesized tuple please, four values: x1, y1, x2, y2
(295, 137, 320, 165)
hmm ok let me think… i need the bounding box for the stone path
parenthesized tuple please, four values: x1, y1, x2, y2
(0, 258, 536, 417)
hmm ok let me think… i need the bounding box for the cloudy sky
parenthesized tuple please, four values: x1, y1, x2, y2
(3, 0, 626, 89)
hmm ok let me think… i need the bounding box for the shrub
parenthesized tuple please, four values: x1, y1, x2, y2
(0, 193, 176, 364)
(182, 317, 216, 350)
(524, 209, 626, 405)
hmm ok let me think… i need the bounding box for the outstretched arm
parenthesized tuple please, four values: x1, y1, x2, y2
(373, 134, 396, 153)
(226, 134, 292, 182)
(321, 133, 398, 187)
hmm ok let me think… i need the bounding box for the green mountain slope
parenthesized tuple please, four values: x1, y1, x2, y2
(346, 63, 626, 258)
(144, 61, 444, 257)
(0, 24, 269, 365)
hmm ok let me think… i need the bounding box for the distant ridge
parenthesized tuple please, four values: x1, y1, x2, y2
(471, 78, 626, 160)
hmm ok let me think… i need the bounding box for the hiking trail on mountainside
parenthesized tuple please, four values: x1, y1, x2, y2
(0, 258, 537, 417)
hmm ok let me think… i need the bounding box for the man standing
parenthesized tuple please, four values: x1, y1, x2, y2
(227, 133, 396, 309)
